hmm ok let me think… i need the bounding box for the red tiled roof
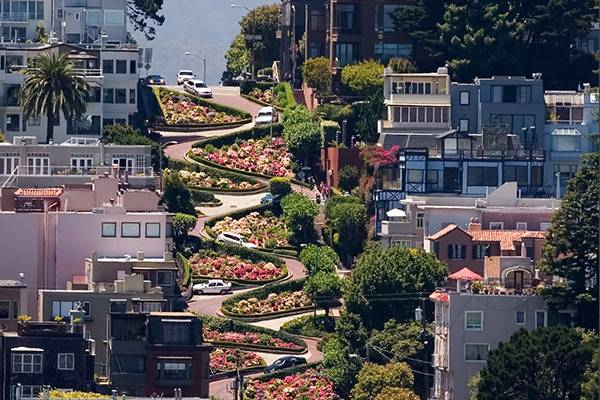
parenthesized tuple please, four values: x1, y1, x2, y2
(429, 290, 449, 303)
(15, 188, 62, 198)
(428, 225, 546, 251)
(426, 224, 461, 240)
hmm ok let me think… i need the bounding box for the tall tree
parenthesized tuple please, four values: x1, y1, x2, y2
(477, 326, 595, 400)
(224, 33, 251, 76)
(304, 272, 342, 315)
(239, 4, 280, 71)
(280, 192, 318, 244)
(322, 337, 363, 397)
(302, 57, 332, 97)
(19, 53, 90, 144)
(128, 0, 165, 40)
(351, 362, 416, 400)
(282, 105, 322, 166)
(540, 153, 599, 330)
(341, 60, 385, 96)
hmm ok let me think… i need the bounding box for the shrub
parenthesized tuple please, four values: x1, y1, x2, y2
(321, 120, 340, 145)
(283, 105, 322, 165)
(162, 172, 196, 214)
(338, 165, 360, 192)
(304, 272, 342, 314)
(190, 189, 218, 204)
(281, 192, 318, 244)
(273, 82, 296, 109)
(387, 57, 416, 73)
(299, 244, 339, 275)
(316, 103, 353, 122)
(280, 314, 337, 337)
(172, 213, 197, 244)
(341, 60, 385, 95)
(103, 124, 163, 171)
(303, 57, 331, 97)
(269, 177, 292, 197)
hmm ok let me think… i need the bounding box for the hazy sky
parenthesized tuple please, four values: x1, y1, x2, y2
(133, 0, 273, 85)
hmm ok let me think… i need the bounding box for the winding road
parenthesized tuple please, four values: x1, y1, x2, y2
(158, 86, 322, 400)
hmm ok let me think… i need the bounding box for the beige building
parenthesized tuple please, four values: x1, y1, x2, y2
(0, 280, 28, 332)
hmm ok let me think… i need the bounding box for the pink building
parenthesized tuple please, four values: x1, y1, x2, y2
(0, 175, 173, 317)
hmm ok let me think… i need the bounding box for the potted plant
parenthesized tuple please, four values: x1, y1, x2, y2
(471, 281, 483, 294)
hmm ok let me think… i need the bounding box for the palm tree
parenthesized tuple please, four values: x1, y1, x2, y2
(19, 53, 90, 143)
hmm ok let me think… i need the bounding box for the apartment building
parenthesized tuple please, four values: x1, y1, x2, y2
(0, 0, 49, 42)
(0, 42, 139, 144)
(0, 136, 155, 189)
(39, 272, 168, 375)
(430, 288, 550, 400)
(0, 280, 28, 332)
(0, 174, 173, 316)
(0, 320, 95, 400)
(279, 0, 415, 79)
(107, 308, 212, 397)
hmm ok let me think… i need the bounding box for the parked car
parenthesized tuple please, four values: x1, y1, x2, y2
(264, 356, 307, 373)
(192, 279, 232, 295)
(260, 193, 280, 205)
(256, 74, 274, 82)
(183, 79, 213, 98)
(255, 106, 278, 125)
(216, 232, 259, 249)
(146, 74, 165, 85)
(176, 70, 196, 84)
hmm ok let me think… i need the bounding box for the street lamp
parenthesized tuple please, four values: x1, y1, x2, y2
(231, 4, 256, 79)
(184, 51, 207, 83)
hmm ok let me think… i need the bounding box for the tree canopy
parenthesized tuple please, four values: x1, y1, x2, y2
(322, 337, 363, 397)
(224, 33, 251, 76)
(338, 165, 360, 193)
(304, 271, 342, 314)
(162, 172, 196, 215)
(103, 124, 164, 171)
(280, 192, 318, 244)
(239, 4, 280, 71)
(303, 57, 332, 97)
(299, 244, 339, 275)
(324, 196, 368, 265)
(368, 320, 432, 363)
(282, 106, 322, 166)
(341, 60, 385, 95)
(477, 326, 596, 400)
(351, 362, 416, 400)
(128, 0, 165, 40)
(540, 152, 599, 330)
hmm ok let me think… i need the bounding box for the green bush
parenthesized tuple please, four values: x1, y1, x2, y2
(240, 80, 275, 95)
(299, 244, 339, 275)
(280, 314, 337, 338)
(162, 172, 196, 214)
(281, 193, 318, 245)
(269, 177, 292, 197)
(341, 60, 385, 95)
(273, 82, 296, 109)
(190, 189, 218, 204)
(316, 103, 353, 122)
(338, 165, 360, 192)
(321, 120, 340, 145)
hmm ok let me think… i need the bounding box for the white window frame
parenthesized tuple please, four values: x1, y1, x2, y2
(516, 222, 528, 230)
(12, 353, 43, 373)
(464, 343, 489, 363)
(0, 156, 19, 175)
(459, 118, 469, 132)
(71, 157, 93, 172)
(535, 310, 547, 328)
(460, 91, 470, 105)
(465, 311, 483, 330)
(416, 212, 425, 229)
(489, 221, 504, 230)
(26, 156, 50, 175)
(57, 353, 75, 370)
(11, 385, 42, 400)
(392, 240, 412, 249)
(540, 222, 551, 231)
(515, 310, 526, 325)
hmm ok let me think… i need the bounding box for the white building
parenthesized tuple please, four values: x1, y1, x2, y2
(0, 0, 49, 42)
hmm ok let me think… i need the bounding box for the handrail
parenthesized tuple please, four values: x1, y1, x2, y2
(0, 165, 155, 177)
(0, 165, 19, 189)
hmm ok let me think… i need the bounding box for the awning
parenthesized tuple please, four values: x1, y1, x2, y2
(386, 208, 407, 218)
(12, 347, 44, 352)
(448, 267, 484, 281)
(551, 128, 581, 136)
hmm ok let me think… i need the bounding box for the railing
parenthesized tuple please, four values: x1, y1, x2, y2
(1, 165, 154, 177)
(7, 65, 102, 77)
(408, 148, 545, 161)
(78, 43, 139, 50)
(0, 12, 29, 21)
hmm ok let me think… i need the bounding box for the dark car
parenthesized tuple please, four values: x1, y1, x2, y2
(264, 356, 307, 373)
(146, 74, 165, 85)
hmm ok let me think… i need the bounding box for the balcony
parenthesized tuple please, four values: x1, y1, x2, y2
(0, 12, 29, 22)
(381, 220, 416, 236)
(1, 165, 154, 177)
(420, 148, 545, 161)
(7, 65, 102, 77)
(388, 93, 450, 105)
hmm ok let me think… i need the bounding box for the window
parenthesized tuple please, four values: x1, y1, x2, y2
(426, 170, 438, 185)
(129, 89, 136, 104)
(553, 134, 580, 152)
(459, 118, 469, 132)
(491, 86, 503, 103)
(71, 157, 93, 172)
(309, 9, 322, 31)
(51, 301, 91, 318)
(102, 222, 117, 237)
(375, 4, 407, 32)
(535, 310, 547, 328)
(448, 244, 466, 259)
(157, 271, 173, 285)
(162, 321, 192, 345)
(531, 166, 543, 187)
(0, 301, 9, 319)
(11, 385, 42, 400)
(145, 222, 161, 238)
(516, 222, 527, 230)
(465, 311, 483, 330)
(335, 42, 358, 66)
(515, 311, 526, 325)
(103, 88, 114, 103)
(122, 222, 141, 238)
(489, 222, 504, 230)
(472, 244, 489, 259)
(142, 301, 163, 312)
(27, 157, 49, 175)
(12, 353, 42, 373)
(416, 213, 425, 229)
(503, 166, 528, 186)
(374, 42, 412, 64)
(129, 59, 137, 74)
(35, 1, 43, 19)
(465, 344, 489, 362)
(516, 86, 531, 104)
(460, 91, 470, 105)
(392, 240, 411, 249)
(86, 9, 101, 25)
(166, 222, 173, 238)
(115, 89, 126, 104)
(0, 156, 19, 175)
(407, 169, 423, 184)
(467, 167, 498, 187)
(115, 60, 127, 74)
(156, 360, 192, 382)
(335, 4, 359, 34)
(6, 114, 20, 131)
(540, 222, 551, 231)
(104, 9, 124, 25)
(102, 59, 113, 74)
(57, 353, 74, 370)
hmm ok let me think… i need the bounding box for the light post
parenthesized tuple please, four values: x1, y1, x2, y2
(415, 299, 430, 399)
(291, 4, 297, 87)
(184, 51, 207, 83)
(231, 4, 255, 79)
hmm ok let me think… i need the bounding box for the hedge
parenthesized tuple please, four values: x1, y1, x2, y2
(191, 123, 283, 149)
(240, 80, 275, 95)
(188, 242, 289, 285)
(321, 120, 340, 145)
(190, 189, 219, 204)
(240, 81, 296, 111)
(153, 87, 252, 129)
(221, 279, 311, 320)
(280, 315, 337, 338)
(179, 252, 192, 287)
(246, 362, 322, 384)
(196, 313, 308, 353)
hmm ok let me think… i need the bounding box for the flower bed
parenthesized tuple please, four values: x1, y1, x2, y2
(244, 369, 339, 400)
(210, 348, 265, 372)
(223, 290, 312, 318)
(280, 315, 337, 338)
(177, 169, 262, 191)
(191, 137, 294, 178)
(212, 211, 289, 248)
(249, 87, 273, 103)
(204, 328, 304, 352)
(189, 250, 286, 283)
(154, 88, 248, 126)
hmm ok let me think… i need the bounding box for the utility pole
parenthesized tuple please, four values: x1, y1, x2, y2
(291, 5, 297, 86)
(328, 0, 335, 93)
(415, 298, 430, 399)
(235, 349, 244, 400)
(304, 4, 309, 60)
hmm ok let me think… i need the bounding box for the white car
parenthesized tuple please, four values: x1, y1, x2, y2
(183, 79, 213, 98)
(216, 232, 259, 249)
(255, 106, 278, 125)
(176, 70, 195, 84)
(193, 279, 232, 295)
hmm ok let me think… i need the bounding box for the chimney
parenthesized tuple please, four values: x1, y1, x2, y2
(137, 251, 144, 261)
(164, 251, 173, 262)
(91, 251, 98, 262)
(468, 217, 481, 231)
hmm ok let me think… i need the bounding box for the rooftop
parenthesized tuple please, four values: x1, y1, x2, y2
(427, 224, 546, 251)
(0, 279, 26, 288)
(14, 188, 63, 198)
